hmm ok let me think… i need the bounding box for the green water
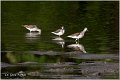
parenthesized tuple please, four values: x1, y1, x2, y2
(1, 1, 119, 79)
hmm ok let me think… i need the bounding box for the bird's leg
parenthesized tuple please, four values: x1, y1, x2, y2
(75, 39, 77, 42)
(75, 39, 79, 44)
(75, 41, 78, 44)
(75, 39, 76, 41)
(75, 39, 79, 43)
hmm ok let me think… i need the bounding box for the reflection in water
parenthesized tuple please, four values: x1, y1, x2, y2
(67, 43, 87, 53)
(25, 32, 41, 42)
(52, 37, 65, 48)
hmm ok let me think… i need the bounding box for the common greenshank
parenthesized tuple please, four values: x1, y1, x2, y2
(23, 25, 41, 33)
(67, 27, 88, 41)
(51, 26, 65, 37)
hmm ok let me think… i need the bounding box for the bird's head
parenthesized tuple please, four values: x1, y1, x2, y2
(84, 27, 88, 31)
(61, 26, 64, 29)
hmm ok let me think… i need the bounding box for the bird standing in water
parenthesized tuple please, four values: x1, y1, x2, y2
(23, 25, 41, 33)
(67, 27, 88, 41)
(51, 26, 65, 37)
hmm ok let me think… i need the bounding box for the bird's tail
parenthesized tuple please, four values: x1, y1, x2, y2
(67, 35, 72, 38)
(51, 32, 55, 34)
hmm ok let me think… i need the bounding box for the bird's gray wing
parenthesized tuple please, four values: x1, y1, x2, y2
(28, 25, 37, 28)
(32, 25, 37, 28)
(70, 32, 80, 36)
(54, 29, 61, 33)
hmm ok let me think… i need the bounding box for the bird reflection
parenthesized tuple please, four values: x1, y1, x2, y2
(67, 42, 87, 53)
(25, 32, 41, 42)
(52, 37, 65, 48)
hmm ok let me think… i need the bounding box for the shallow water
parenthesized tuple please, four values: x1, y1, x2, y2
(1, 1, 119, 79)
